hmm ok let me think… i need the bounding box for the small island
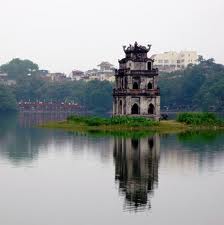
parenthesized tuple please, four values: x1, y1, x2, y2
(41, 112, 224, 135)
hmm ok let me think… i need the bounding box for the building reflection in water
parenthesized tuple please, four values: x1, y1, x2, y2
(113, 134, 160, 212)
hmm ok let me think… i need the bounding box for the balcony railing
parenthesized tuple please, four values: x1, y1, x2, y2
(113, 88, 160, 96)
(115, 68, 159, 76)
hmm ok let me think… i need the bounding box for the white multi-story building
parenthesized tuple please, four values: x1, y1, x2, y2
(84, 62, 115, 82)
(151, 51, 198, 72)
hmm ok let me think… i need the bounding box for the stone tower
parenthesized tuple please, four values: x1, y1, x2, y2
(113, 42, 160, 120)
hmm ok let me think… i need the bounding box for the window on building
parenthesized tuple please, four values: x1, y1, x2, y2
(133, 82, 139, 89)
(148, 82, 152, 89)
(131, 103, 140, 115)
(147, 61, 152, 70)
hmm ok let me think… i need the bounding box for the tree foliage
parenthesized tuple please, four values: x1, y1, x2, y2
(0, 58, 39, 80)
(14, 78, 113, 113)
(0, 85, 17, 112)
(159, 59, 224, 111)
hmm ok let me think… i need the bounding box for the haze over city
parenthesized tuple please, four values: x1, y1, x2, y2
(0, 0, 223, 73)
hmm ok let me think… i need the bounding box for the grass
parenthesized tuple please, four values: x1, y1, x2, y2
(41, 115, 187, 135)
(67, 115, 159, 127)
(40, 113, 224, 137)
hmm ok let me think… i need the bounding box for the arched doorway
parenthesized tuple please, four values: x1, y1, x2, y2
(133, 82, 139, 89)
(131, 103, 140, 114)
(148, 103, 155, 115)
(147, 82, 152, 89)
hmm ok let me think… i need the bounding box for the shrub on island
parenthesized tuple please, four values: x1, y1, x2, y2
(67, 115, 158, 127)
(177, 112, 224, 126)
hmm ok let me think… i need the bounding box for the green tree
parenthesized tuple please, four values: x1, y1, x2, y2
(159, 58, 224, 111)
(0, 58, 39, 80)
(0, 85, 17, 112)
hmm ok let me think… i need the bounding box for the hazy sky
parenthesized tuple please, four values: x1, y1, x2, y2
(0, 0, 223, 73)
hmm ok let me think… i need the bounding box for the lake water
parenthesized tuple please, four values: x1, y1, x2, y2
(0, 113, 224, 225)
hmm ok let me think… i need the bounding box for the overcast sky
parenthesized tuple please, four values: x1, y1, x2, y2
(0, 0, 223, 73)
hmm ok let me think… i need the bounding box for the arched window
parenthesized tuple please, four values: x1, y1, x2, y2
(147, 82, 152, 89)
(133, 82, 139, 89)
(131, 103, 140, 114)
(147, 61, 152, 70)
(148, 103, 155, 115)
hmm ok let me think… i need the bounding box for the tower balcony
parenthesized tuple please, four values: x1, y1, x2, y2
(115, 68, 159, 76)
(113, 88, 160, 96)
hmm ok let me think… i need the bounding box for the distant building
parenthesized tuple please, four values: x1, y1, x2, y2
(97, 61, 115, 82)
(70, 70, 85, 81)
(151, 51, 198, 72)
(85, 69, 98, 76)
(0, 72, 8, 79)
(0, 72, 16, 86)
(4, 79, 17, 86)
(68, 61, 116, 83)
(97, 61, 114, 71)
(47, 73, 68, 82)
(35, 70, 49, 77)
(70, 62, 116, 82)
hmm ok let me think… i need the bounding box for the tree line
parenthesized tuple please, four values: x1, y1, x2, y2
(0, 57, 224, 113)
(159, 57, 224, 111)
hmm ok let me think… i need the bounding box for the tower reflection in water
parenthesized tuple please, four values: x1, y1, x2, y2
(113, 135, 160, 212)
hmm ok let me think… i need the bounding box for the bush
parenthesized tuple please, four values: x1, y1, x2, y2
(67, 115, 158, 127)
(177, 112, 224, 126)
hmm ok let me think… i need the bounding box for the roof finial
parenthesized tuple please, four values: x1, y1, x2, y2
(147, 44, 152, 51)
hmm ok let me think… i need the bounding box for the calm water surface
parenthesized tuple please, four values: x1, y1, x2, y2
(0, 113, 224, 225)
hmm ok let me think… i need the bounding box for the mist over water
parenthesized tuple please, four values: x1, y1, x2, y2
(0, 113, 224, 225)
